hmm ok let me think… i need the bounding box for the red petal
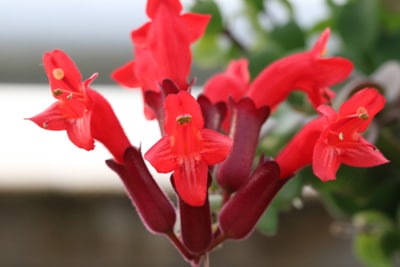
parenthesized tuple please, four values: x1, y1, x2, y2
(164, 91, 204, 135)
(311, 28, 330, 56)
(181, 13, 211, 42)
(312, 140, 341, 181)
(131, 22, 151, 46)
(173, 159, 208, 206)
(144, 136, 176, 173)
(27, 102, 68, 130)
(203, 58, 249, 103)
(65, 109, 94, 150)
(339, 88, 385, 132)
(43, 50, 83, 94)
(340, 137, 389, 167)
(200, 128, 232, 165)
(111, 61, 140, 88)
(146, 0, 182, 18)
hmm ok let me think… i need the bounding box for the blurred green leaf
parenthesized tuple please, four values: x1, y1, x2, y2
(192, 35, 224, 68)
(353, 211, 395, 267)
(336, 0, 379, 51)
(354, 233, 393, 267)
(257, 205, 279, 236)
(190, 0, 223, 35)
(244, 0, 265, 13)
(270, 20, 305, 51)
(257, 176, 304, 235)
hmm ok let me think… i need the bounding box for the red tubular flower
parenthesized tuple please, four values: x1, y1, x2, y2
(27, 50, 130, 163)
(274, 118, 323, 179)
(106, 147, 176, 234)
(275, 88, 389, 180)
(111, 0, 210, 119)
(313, 88, 389, 181)
(246, 28, 353, 110)
(144, 91, 233, 206)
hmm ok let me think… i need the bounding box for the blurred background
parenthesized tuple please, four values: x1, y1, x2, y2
(1, 0, 400, 266)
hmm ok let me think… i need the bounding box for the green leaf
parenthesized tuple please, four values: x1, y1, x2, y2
(336, 0, 379, 51)
(190, 0, 223, 35)
(269, 20, 305, 51)
(354, 233, 393, 267)
(244, 0, 265, 13)
(192, 35, 224, 68)
(257, 205, 279, 236)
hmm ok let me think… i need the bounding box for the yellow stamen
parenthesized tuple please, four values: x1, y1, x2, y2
(338, 132, 344, 141)
(52, 68, 64, 80)
(356, 107, 369, 120)
(53, 88, 63, 96)
(176, 114, 192, 125)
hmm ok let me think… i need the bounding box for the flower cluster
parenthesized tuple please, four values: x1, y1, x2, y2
(27, 0, 389, 266)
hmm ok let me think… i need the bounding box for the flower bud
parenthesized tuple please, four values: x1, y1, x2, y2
(217, 98, 270, 192)
(106, 147, 176, 234)
(197, 94, 227, 131)
(218, 158, 285, 239)
(179, 195, 212, 254)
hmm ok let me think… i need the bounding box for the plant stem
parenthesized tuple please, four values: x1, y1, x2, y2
(167, 232, 196, 263)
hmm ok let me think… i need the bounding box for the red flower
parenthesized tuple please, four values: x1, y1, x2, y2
(275, 88, 389, 180)
(27, 50, 130, 163)
(111, 0, 210, 119)
(144, 91, 232, 206)
(313, 88, 389, 181)
(246, 28, 353, 110)
(203, 58, 250, 104)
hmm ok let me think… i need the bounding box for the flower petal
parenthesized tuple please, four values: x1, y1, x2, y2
(201, 128, 232, 165)
(164, 91, 204, 135)
(173, 159, 208, 206)
(340, 137, 389, 167)
(65, 109, 94, 150)
(27, 102, 68, 130)
(339, 88, 386, 132)
(111, 61, 140, 88)
(144, 136, 176, 173)
(43, 50, 83, 94)
(312, 140, 341, 181)
(181, 13, 211, 42)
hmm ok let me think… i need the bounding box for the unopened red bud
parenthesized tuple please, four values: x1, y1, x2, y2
(197, 94, 227, 131)
(179, 196, 212, 254)
(106, 147, 176, 234)
(217, 98, 270, 192)
(218, 158, 285, 239)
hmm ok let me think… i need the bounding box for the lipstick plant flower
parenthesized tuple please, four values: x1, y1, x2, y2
(144, 90, 233, 206)
(26, 0, 392, 266)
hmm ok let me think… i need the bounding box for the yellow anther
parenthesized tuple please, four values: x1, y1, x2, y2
(338, 132, 344, 141)
(356, 107, 369, 120)
(176, 114, 192, 125)
(53, 88, 63, 96)
(52, 68, 64, 80)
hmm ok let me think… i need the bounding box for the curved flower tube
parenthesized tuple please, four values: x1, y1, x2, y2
(275, 88, 389, 181)
(246, 28, 353, 110)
